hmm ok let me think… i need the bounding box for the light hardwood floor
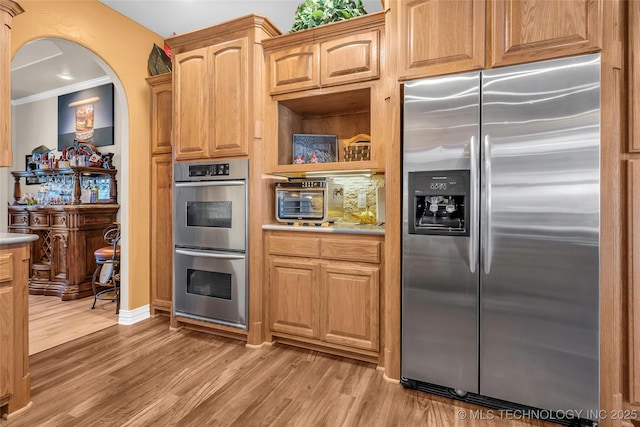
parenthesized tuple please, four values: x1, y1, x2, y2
(29, 294, 118, 355)
(2, 317, 557, 427)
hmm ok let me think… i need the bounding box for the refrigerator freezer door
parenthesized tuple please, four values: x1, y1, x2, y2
(480, 54, 600, 412)
(402, 72, 480, 393)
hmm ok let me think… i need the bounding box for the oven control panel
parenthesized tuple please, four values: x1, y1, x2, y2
(188, 163, 230, 177)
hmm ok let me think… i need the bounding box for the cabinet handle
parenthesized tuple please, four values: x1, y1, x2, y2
(33, 217, 39, 224)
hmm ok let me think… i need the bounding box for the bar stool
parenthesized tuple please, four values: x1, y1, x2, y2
(91, 222, 120, 313)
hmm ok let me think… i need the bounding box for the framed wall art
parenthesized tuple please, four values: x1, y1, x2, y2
(58, 83, 114, 150)
(292, 134, 338, 164)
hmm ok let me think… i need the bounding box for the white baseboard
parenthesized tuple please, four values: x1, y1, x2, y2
(118, 304, 150, 325)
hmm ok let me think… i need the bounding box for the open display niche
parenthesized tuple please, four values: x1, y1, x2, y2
(270, 86, 383, 175)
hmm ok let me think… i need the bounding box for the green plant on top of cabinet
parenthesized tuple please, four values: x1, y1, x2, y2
(167, 15, 280, 161)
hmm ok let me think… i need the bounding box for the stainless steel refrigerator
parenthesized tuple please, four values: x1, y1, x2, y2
(401, 54, 600, 417)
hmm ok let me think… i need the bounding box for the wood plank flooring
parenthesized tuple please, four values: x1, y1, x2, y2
(2, 317, 558, 427)
(29, 294, 118, 355)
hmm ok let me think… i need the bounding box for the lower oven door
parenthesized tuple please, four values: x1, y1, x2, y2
(174, 247, 247, 329)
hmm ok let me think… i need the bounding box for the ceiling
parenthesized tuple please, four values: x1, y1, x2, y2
(11, 0, 383, 103)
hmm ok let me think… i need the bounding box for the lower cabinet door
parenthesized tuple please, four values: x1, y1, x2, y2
(320, 263, 379, 351)
(269, 257, 320, 338)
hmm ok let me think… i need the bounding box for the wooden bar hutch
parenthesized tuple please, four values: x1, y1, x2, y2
(8, 166, 119, 300)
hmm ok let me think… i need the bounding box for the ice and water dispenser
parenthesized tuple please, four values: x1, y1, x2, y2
(408, 170, 470, 236)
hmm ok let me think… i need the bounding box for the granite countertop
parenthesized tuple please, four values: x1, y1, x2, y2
(262, 222, 385, 235)
(0, 232, 39, 245)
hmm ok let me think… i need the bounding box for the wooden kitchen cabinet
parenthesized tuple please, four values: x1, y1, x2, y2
(0, 240, 32, 417)
(150, 154, 172, 316)
(396, 0, 602, 80)
(269, 257, 320, 338)
(320, 263, 379, 351)
(397, 0, 485, 80)
(147, 73, 173, 316)
(266, 231, 383, 362)
(628, 159, 640, 408)
(148, 73, 173, 155)
(168, 15, 280, 161)
(490, 0, 602, 68)
(0, 1, 23, 167)
(262, 12, 386, 175)
(267, 21, 380, 95)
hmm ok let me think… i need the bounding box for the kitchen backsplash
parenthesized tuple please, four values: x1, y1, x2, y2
(333, 175, 385, 223)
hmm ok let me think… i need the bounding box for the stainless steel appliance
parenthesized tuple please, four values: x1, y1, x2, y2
(173, 159, 248, 328)
(401, 54, 600, 421)
(275, 178, 343, 223)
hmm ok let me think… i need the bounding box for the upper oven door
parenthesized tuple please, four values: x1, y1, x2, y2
(174, 180, 247, 251)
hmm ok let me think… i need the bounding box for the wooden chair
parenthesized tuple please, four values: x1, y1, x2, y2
(91, 222, 120, 313)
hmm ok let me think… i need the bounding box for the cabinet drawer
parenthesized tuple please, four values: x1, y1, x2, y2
(268, 45, 320, 95)
(269, 235, 320, 258)
(320, 30, 380, 87)
(30, 213, 49, 227)
(9, 213, 29, 228)
(321, 239, 380, 264)
(50, 214, 68, 228)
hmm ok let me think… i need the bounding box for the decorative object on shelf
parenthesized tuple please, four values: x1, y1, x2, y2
(58, 83, 114, 150)
(292, 133, 338, 164)
(290, 0, 367, 33)
(342, 133, 371, 161)
(353, 206, 376, 224)
(148, 43, 172, 76)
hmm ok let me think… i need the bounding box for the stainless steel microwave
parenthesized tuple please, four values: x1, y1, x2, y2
(275, 178, 343, 223)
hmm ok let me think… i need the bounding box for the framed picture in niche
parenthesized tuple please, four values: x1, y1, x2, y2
(292, 134, 338, 164)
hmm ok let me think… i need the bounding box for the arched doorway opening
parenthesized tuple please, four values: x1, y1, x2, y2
(9, 37, 130, 351)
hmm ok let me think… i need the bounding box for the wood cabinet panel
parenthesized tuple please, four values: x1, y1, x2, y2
(320, 263, 379, 351)
(148, 73, 173, 155)
(268, 45, 320, 95)
(269, 258, 319, 338)
(321, 239, 380, 264)
(269, 235, 320, 258)
(320, 31, 380, 87)
(630, 1, 640, 153)
(209, 38, 249, 157)
(490, 0, 602, 67)
(0, 242, 30, 416)
(174, 48, 209, 160)
(629, 159, 640, 406)
(0, 2, 23, 167)
(150, 154, 173, 315)
(398, 0, 485, 80)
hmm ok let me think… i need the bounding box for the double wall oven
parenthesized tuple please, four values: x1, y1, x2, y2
(173, 159, 248, 329)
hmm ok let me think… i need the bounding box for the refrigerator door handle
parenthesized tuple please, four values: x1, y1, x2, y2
(469, 135, 479, 273)
(482, 135, 492, 274)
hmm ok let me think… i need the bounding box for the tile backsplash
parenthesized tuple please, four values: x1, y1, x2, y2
(333, 175, 385, 223)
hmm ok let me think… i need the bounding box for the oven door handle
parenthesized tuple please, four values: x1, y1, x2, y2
(175, 249, 246, 260)
(175, 180, 245, 188)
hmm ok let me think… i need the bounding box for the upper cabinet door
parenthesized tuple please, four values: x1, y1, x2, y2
(148, 74, 173, 155)
(174, 48, 209, 160)
(490, 0, 603, 67)
(209, 37, 249, 157)
(268, 45, 320, 95)
(320, 30, 380, 87)
(398, 0, 485, 80)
